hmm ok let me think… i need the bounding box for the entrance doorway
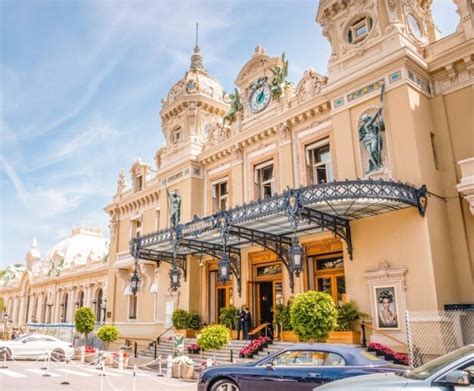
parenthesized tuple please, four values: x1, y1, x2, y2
(208, 268, 233, 324)
(257, 281, 274, 324)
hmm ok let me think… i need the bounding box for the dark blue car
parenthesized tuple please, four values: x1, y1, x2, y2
(197, 343, 406, 391)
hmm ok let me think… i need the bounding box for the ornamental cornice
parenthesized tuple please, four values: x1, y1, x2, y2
(160, 96, 228, 122)
(106, 188, 160, 218)
(425, 33, 473, 71)
(199, 100, 330, 165)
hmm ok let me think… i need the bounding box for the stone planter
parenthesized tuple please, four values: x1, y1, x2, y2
(327, 331, 361, 344)
(175, 329, 198, 338)
(281, 331, 299, 342)
(172, 363, 194, 379)
(104, 355, 113, 366)
(84, 352, 96, 363)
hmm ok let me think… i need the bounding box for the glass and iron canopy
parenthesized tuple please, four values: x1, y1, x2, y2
(130, 179, 428, 294)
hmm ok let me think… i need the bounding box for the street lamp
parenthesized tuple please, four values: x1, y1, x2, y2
(289, 236, 303, 276)
(218, 254, 231, 282)
(169, 266, 181, 291)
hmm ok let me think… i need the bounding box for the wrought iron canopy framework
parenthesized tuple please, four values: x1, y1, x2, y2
(130, 180, 428, 294)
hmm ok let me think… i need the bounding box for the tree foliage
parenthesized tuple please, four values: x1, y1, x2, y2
(290, 291, 338, 342)
(75, 307, 96, 337)
(219, 306, 238, 330)
(172, 309, 201, 330)
(197, 324, 230, 351)
(97, 325, 119, 350)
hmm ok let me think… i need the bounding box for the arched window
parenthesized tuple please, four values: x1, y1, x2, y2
(63, 293, 69, 323)
(78, 291, 85, 308)
(95, 288, 103, 323)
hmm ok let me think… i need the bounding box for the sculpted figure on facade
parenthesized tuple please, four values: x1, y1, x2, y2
(116, 170, 127, 195)
(270, 52, 291, 102)
(167, 189, 181, 228)
(223, 88, 243, 126)
(358, 85, 386, 174)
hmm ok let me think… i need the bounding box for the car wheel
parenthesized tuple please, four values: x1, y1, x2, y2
(210, 379, 240, 391)
(51, 349, 65, 362)
(0, 347, 12, 361)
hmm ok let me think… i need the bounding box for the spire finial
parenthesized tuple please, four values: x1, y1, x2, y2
(190, 22, 204, 71)
(195, 22, 199, 49)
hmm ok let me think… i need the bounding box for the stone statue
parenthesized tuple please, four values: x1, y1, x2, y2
(223, 88, 243, 126)
(116, 170, 127, 194)
(359, 85, 386, 174)
(270, 52, 291, 101)
(167, 189, 181, 228)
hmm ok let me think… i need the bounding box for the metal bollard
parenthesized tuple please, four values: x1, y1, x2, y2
(361, 321, 367, 348)
(230, 349, 233, 363)
(154, 341, 157, 360)
(134, 342, 137, 358)
(99, 361, 104, 391)
(60, 358, 70, 385)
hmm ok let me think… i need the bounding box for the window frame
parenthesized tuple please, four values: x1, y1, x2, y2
(265, 349, 346, 368)
(211, 179, 229, 212)
(254, 161, 275, 199)
(305, 139, 333, 185)
(347, 16, 373, 44)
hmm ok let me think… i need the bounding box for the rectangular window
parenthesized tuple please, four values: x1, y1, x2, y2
(211, 180, 228, 212)
(254, 162, 275, 199)
(128, 296, 137, 320)
(306, 140, 333, 184)
(135, 176, 143, 192)
(131, 218, 142, 238)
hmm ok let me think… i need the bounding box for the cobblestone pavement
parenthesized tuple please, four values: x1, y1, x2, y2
(0, 359, 197, 391)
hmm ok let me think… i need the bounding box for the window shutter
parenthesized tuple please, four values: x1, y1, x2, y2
(254, 168, 259, 185)
(271, 181, 275, 196)
(305, 148, 312, 167)
(211, 184, 217, 199)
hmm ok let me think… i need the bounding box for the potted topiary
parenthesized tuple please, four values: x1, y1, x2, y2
(197, 324, 231, 354)
(219, 306, 238, 339)
(75, 307, 96, 347)
(172, 309, 201, 338)
(290, 291, 338, 342)
(97, 324, 120, 351)
(328, 301, 366, 344)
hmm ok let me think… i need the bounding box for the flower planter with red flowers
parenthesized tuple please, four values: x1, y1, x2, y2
(186, 343, 201, 354)
(84, 346, 96, 363)
(393, 353, 409, 366)
(112, 351, 130, 368)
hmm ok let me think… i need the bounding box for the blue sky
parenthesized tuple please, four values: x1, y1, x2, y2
(0, 0, 459, 267)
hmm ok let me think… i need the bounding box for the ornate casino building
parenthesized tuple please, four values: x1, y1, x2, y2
(103, 0, 473, 350)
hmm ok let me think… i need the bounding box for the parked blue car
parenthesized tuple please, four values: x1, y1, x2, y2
(197, 343, 406, 391)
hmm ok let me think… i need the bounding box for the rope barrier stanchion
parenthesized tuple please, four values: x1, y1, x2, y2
(41, 352, 48, 370)
(80, 346, 85, 364)
(132, 365, 137, 391)
(0, 348, 8, 369)
(60, 357, 70, 385)
(157, 354, 163, 377)
(99, 361, 104, 391)
(96, 351, 103, 370)
(42, 352, 52, 377)
(118, 350, 124, 370)
(166, 354, 172, 378)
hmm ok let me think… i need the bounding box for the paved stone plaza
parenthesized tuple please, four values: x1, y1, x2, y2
(0, 360, 197, 391)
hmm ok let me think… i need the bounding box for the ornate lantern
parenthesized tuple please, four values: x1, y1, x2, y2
(169, 266, 181, 291)
(218, 254, 231, 282)
(289, 236, 303, 275)
(130, 269, 140, 296)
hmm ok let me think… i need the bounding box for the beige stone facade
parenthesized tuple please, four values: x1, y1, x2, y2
(0, 226, 109, 337)
(103, 0, 474, 350)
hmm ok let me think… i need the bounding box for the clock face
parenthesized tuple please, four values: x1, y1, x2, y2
(248, 83, 271, 114)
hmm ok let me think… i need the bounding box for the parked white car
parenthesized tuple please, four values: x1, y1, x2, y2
(0, 334, 74, 360)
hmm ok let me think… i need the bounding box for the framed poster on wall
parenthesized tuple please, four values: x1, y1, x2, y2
(374, 285, 400, 330)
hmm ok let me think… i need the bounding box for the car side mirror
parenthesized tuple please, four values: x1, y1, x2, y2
(265, 363, 274, 371)
(445, 370, 470, 386)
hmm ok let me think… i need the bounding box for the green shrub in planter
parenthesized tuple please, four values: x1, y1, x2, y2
(290, 291, 338, 342)
(275, 299, 293, 331)
(197, 324, 231, 351)
(219, 306, 238, 330)
(97, 325, 120, 351)
(188, 312, 202, 330)
(172, 309, 190, 330)
(75, 307, 96, 346)
(335, 301, 364, 331)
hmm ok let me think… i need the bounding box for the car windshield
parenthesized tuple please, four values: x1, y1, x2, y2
(404, 345, 474, 380)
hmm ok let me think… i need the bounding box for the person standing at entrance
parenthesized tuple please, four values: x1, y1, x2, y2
(243, 306, 252, 340)
(236, 305, 245, 340)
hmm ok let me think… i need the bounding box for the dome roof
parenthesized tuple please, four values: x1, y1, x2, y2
(40, 226, 108, 276)
(164, 46, 225, 106)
